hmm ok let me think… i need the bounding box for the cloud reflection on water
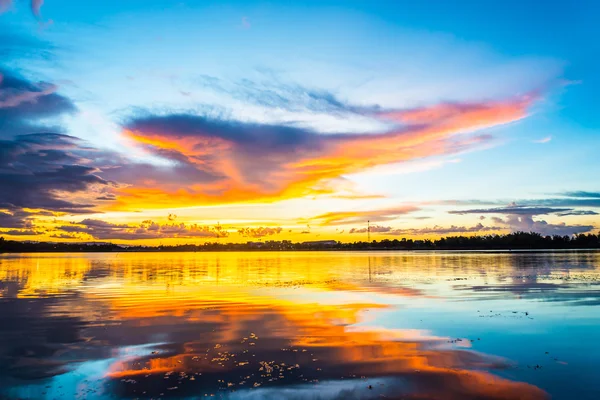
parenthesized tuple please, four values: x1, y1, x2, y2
(1, 251, 599, 399)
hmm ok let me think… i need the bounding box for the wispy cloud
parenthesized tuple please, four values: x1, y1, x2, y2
(241, 16, 251, 29)
(532, 136, 552, 144)
(0, 0, 48, 20)
(559, 191, 600, 199)
(30, 0, 43, 18)
(307, 206, 420, 226)
(449, 206, 571, 216)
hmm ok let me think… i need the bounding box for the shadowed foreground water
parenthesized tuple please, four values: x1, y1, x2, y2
(0, 251, 599, 400)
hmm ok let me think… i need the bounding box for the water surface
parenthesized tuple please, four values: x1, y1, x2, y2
(1, 251, 599, 399)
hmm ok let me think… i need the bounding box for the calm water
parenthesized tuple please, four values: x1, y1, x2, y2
(0, 251, 599, 400)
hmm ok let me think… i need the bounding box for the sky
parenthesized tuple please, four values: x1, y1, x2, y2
(0, 0, 599, 244)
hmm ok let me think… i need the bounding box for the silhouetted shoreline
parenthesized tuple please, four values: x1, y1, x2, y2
(1, 232, 599, 253)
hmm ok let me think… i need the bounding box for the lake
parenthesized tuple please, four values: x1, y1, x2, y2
(0, 251, 599, 399)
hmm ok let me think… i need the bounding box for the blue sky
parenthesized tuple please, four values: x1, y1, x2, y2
(0, 0, 599, 242)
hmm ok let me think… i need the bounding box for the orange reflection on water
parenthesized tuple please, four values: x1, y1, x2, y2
(1, 252, 579, 399)
(103, 297, 546, 400)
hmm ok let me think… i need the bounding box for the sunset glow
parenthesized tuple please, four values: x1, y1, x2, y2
(0, 1, 598, 244)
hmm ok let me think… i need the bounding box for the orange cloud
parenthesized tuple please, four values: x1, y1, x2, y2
(307, 206, 421, 225)
(110, 94, 535, 210)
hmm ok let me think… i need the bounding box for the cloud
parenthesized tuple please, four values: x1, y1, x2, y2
(0, 70, 129, 236)
(118, 93, 534, 208)
(195, 74, 377, 116)
(57, 219, 229, 240)
(0, 70, 76, 139)
(0, 210, 36, 229)
(1, 228, 44, 236)
(49, 232, 81, 239)
(0, 78, 57, 109)
(388, 223, 499, 236)
(0, 0, 49, 20)
(492, 215, 594, 236)
(237, 226, 283, 238)
(532, 136, 551, 143)
(349, 225, 392, 234)
(445, 195, 600, 209)
(449, 206, 571, 216)
(0, 133, 114, 213)
(556, 210, 599, 216)
(449, 203, 596, 236)
(0, 0, 12, 14)
(241, 16, 250, 29)
(30, 0, 43, 18)
(560, 191, 600, 199)
(0, 30, 55, 61)
(523, 198, 600, 208)
(308, 206, 421, 226)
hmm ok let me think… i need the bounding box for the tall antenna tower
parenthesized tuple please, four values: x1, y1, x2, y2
(367, 220, 370, 242)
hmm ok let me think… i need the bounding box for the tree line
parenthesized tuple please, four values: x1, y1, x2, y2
(1, 232, 599, 253)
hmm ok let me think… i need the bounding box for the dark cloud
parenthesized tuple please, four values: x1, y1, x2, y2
(440, 196, 600, 209)
(127, 113, 323, 153)
(0, 70, 76, 139)
(0, 133, 113, 212)
(0, 210, 35, 229)
(0, 70, 122, 233)
(557, 210, 599, 216)
(520, 198, 600, 208)
(57, 219, 229, 241)
(449, 206, 571, 216)
(0, 228, 43, 235)
(237, 226, 283, 238)
(560, 191, 600, 199)
(49, 232, 81, 239)
(349, 225, 392, 234)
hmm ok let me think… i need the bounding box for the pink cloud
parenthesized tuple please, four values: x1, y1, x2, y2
(30, 0, 43, 18)
(0, 0, 13, 14)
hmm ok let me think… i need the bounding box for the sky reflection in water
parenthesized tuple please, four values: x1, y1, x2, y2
(0, 251, 599, 399)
